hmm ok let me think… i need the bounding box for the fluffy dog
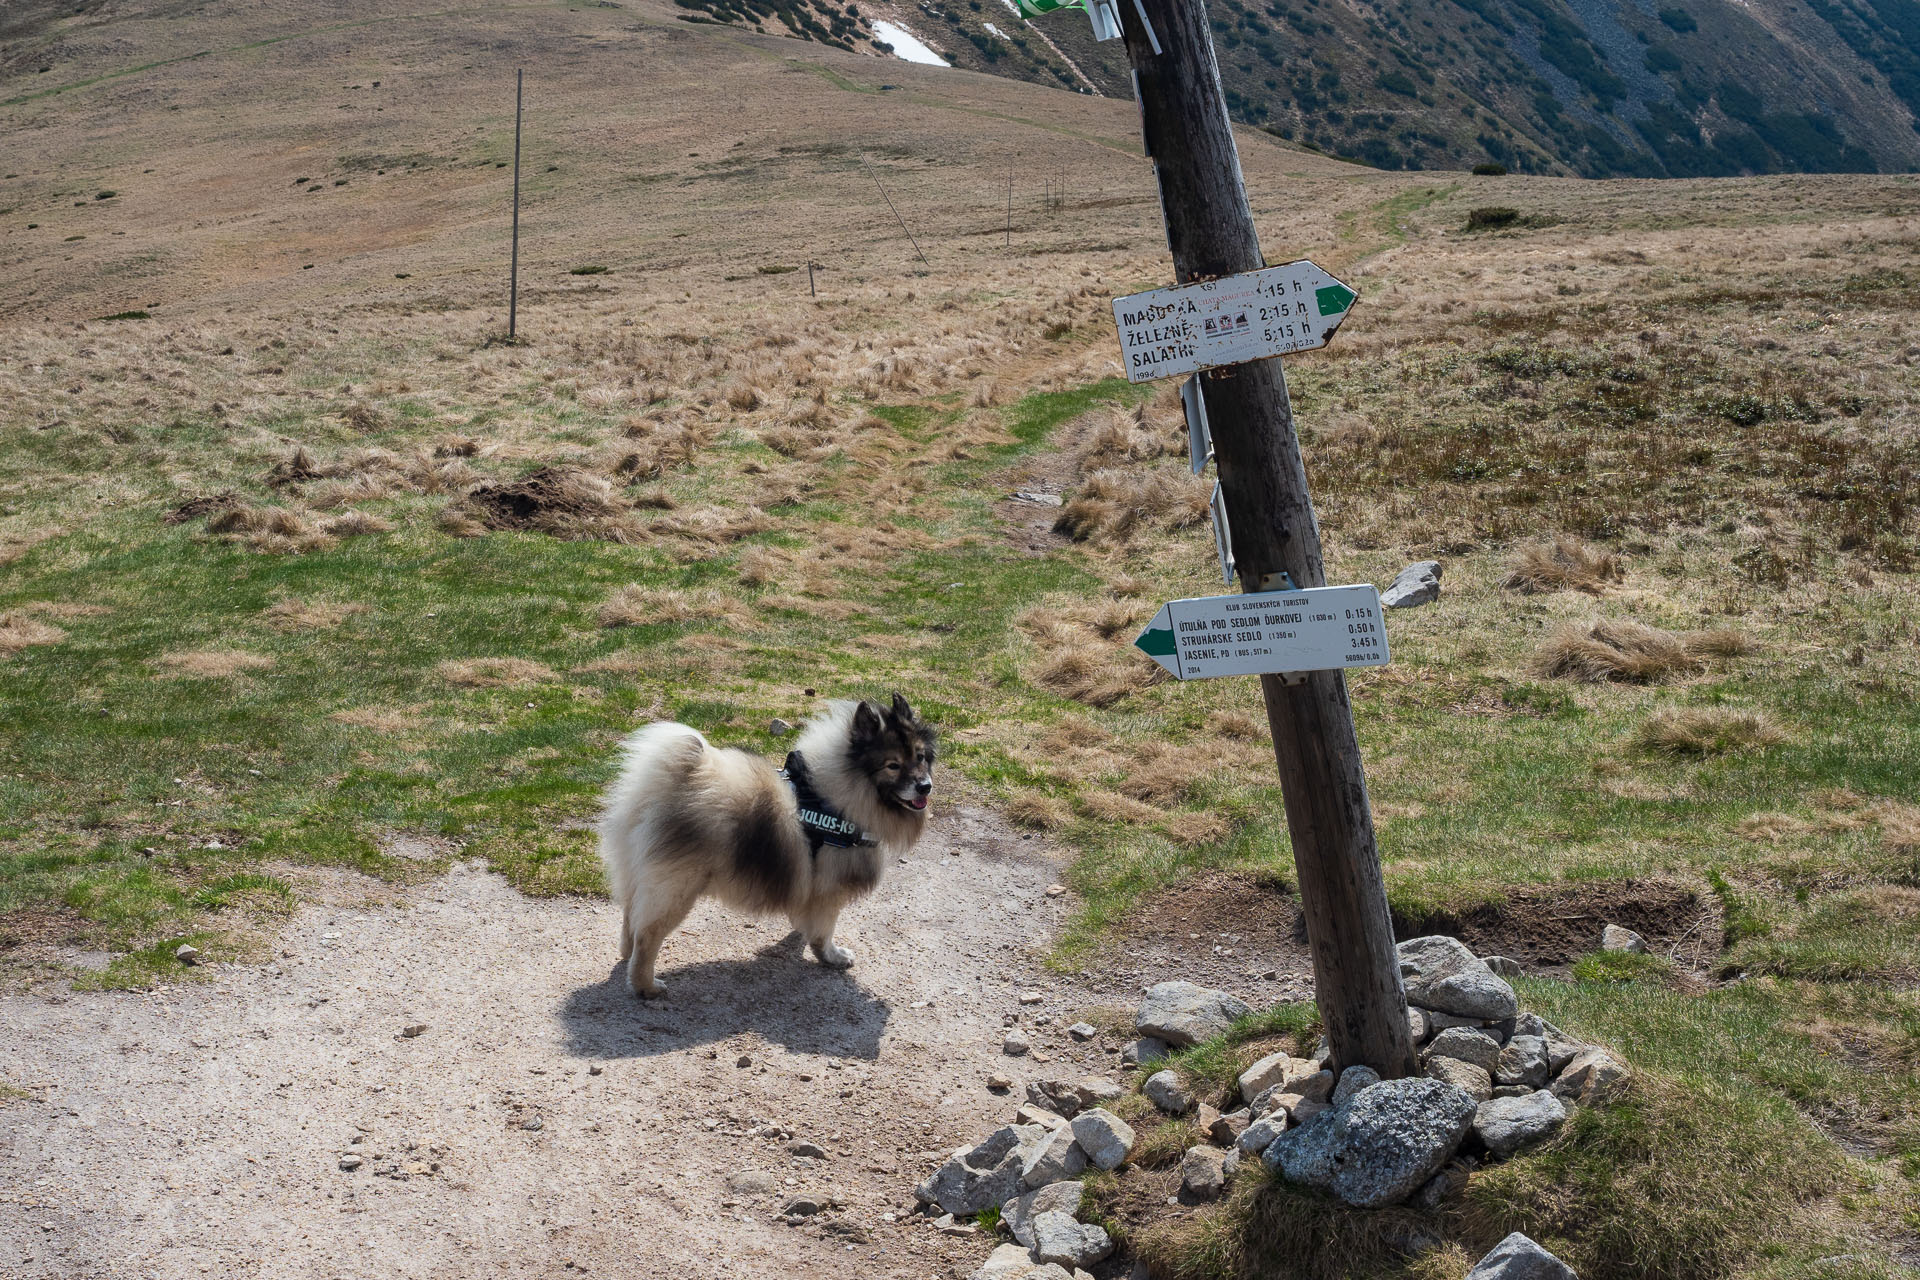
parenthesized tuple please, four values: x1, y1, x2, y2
(598, 694, 936, 997)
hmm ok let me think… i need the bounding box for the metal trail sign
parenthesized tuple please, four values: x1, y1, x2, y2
(1111, 259, 1356, 384)
(1134, 584, 1388, 680)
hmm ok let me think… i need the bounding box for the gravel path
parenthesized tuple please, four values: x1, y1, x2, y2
(0, 804, 1118, 1280)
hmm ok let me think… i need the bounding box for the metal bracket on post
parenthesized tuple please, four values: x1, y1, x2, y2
(1254, 570, 1304, 683)
(1210, 482, 1234, 585)
(1087, 0, 1123, 41)
(1130, 0, 1163, 53)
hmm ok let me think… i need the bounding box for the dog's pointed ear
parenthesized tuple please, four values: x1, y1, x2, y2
(890, 692, 916, 725)
(852, 700, 884, 744)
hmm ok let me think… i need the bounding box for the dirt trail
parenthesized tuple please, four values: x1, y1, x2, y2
(0, 804, 1137, 1280)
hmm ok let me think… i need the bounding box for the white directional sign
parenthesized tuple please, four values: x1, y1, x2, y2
(1134, 584, 1389, 680)
(1111, 259, 1357, 383)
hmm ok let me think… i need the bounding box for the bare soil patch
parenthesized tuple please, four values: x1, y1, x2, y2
(1103, 871, 1723, 1000)
(0, 804, 1125, 1280)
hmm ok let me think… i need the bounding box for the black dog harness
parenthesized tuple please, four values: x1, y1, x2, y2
(780, 751, 877, 854)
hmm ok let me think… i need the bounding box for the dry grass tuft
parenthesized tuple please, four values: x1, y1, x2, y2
(1118, 746, 1214, 804)
(1635, 707, 1788, 757)
(436, 506, 487, 538)
(736, 546, 784, 589)
(1685, 627, 1752, 658)
(1006, 791, 1072, 830)
(1162, 810, 1230, 847)
(0, 614, 67, 655)
(155, 649, 275, 678)
(1056, 467, 1211, 545)
(1207, 710, 1264, 740)
(321, 510, 394, 538)
(262, 598, 371, 630)
(1535, 621, 1751, 683)
(1079, 788, 1164, 824)
(435, 658, 557, 687)
(328, 706, 427, 732)
(597, 585, 748, 629)
(14, 601, 111, 620)
(1503, 537, 1625, 594)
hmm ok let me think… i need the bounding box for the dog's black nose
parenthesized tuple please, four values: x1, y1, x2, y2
(915, 779, 932, 795)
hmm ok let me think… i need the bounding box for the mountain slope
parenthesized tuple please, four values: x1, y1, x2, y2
(666, 0, 1920, 175)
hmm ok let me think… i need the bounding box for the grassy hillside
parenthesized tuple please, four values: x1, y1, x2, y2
(658, 0, 1920, 177)
(2, 1, 1919, 1274)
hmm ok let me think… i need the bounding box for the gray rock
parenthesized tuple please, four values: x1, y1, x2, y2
(1291, 1098, 1331, 1126)
(1332, 1065, 1381, 1106)
(1473, 1090, 1567, 1157)
(1237, 1051, 1319, 1103)
(1144, 1070, 1193, 1114)
(915, 1124, 1051, 1215)
(1136, 981, 1252, 1048)
(1543, 1027, 1585, 1074)
(1020, 1122, 1088, 1189)
(1602, 924, 1648, 954)
(788, 1139, 827, 1159)
(1426, 1010, 1499, 1032)
(1425, 1026, 1502, 1074)
(1495, 1035, 1551, 1088)
(1411, 1168, 1457, 1211)
(782, 1194, 822, 1216)
(1026, 1080, 1083, 1119)
(1265, 1077, 1479, 1209)
(1004, 1030, 1032, 1056)
(1017, 1103, 1069, 1130)
(1551, 1048, 1628, 1105)
(1003, 1180, 1085, 1247)
(337, 1153, 363, 1171)
(1235, 1112, 1287, 1156)
(1383, 560, 1442, 609)
(727, 1170, 774, 1194)
(1067, 1022, 1098, 1041)
(1069, 1108, 1135, 1170)
(1482, 955, 1523, 977)
(175, 944, 201, 965)
(1077, 1076, 1125, 1106)
(1491, 1085, 1534, 1099)
(971, 1243, 1042, 1280)
(1193, 1102, 1222, 1135)
(1424, 1055, 1494, 1102)
(1210, 1109, 1251, 1146)
(1031, 1210, 1113, 1268)
(1397, 936, 1518, 1020)
(1465, 1232, 1579, 1280)
(768, 718, 793, 736)
(1121, 1036, 1172, 1066)
(1180, 1145, 1231, 1200)
(1512, 1012, 1547, 1038)
(1408, 1006, 1433, 1044)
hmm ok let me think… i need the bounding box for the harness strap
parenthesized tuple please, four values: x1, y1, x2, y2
(780, 750, 877, 855)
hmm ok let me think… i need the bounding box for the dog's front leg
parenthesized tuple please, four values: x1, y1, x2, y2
(792, 903, 855, 969)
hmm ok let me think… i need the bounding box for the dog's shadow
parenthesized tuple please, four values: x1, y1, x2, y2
(556, 930, 891, 1062)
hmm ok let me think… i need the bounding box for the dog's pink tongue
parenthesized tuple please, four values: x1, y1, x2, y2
(910, 796, 929, 810)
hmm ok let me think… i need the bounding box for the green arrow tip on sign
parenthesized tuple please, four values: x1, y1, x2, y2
(1315, 282, 1356, 317)
(1135, 622, 1177, 657)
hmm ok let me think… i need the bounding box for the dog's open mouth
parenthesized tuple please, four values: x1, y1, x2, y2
(898, 792, 930, 811)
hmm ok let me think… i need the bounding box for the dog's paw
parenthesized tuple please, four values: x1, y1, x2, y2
(632, 978, 666, 999)
(813, 942, 856, 970)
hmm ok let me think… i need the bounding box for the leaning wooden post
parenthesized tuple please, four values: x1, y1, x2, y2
(508, 68, 523, 341)
(1117, 0, 1416, 1077)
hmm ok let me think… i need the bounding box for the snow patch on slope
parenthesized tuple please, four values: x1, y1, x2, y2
(871, 19, 950, 66)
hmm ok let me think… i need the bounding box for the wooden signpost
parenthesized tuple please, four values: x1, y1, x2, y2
(1108, 0, 1417, 1077)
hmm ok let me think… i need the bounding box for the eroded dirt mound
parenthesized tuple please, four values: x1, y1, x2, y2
(1111, 871, 1722, 998)
(1394, 879, 1721, 975)
(462, 465, 625, 536)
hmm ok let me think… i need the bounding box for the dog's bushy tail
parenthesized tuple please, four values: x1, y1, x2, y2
(598, 721, 707, 906)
